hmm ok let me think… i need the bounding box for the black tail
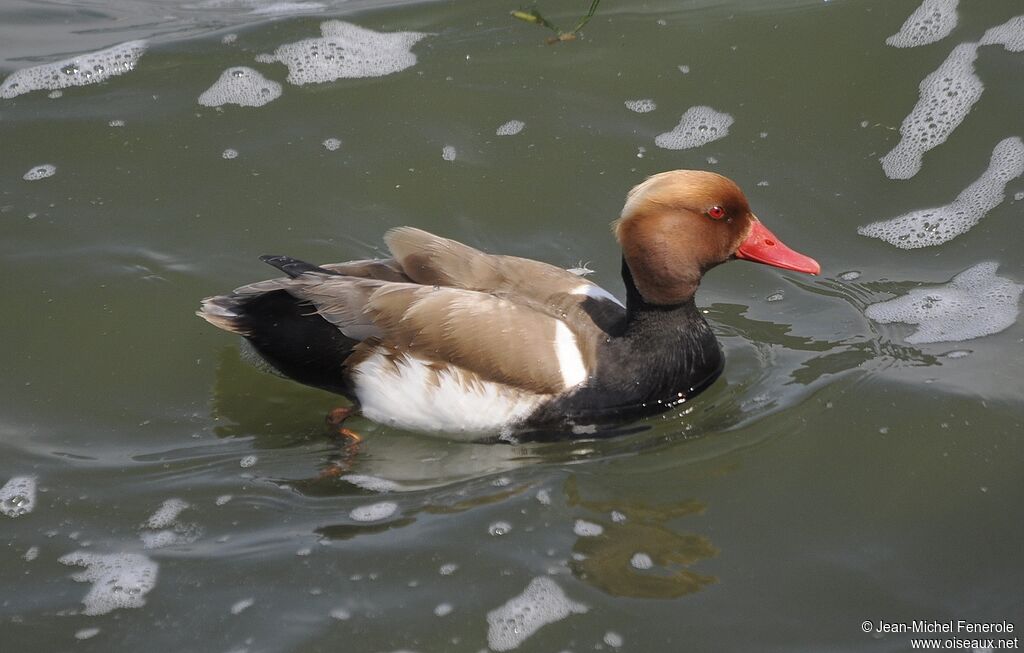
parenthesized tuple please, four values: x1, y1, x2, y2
(259, 255, 341, 279)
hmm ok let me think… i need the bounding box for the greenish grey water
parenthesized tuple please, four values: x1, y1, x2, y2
(2, 1, 1023, 651)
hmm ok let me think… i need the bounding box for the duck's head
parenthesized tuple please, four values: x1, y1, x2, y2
(613, 170, 820, 305)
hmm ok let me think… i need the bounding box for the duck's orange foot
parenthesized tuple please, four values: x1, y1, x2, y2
(325, 407, 363, 444)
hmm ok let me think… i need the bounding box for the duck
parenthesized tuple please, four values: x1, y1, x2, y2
(197, 170, 819, 440)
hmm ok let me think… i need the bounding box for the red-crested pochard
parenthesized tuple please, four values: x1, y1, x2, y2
(198, 170, 819, 439)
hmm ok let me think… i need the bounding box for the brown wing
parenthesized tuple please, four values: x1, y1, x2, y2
(274, 275, 597, 395)
(384, 226, 625, 333)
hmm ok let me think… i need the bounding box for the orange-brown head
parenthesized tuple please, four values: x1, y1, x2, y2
(613, 170, 819, 305)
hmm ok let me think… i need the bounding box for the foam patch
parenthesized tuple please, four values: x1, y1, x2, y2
(861, 137, 1024, 248)
(654, 106, 733, 150)
(269, 21, 428, 85)
(625, 98, 656, 113)
(1, 40, 147, 99)
(866, 262, 1022, 344)
(1, 476, 37, 517)
(880, 43, 982, 180)
(199, 67, 282, 107)
(349, 501, 398, 521)
(979, 14, 1024, 52)
(22, 164, 56, 181)
(496, 120, 525, 136)
(486, 576, 588, 651)
(59, 551, 159, 615)
(886, 0, 959, 48)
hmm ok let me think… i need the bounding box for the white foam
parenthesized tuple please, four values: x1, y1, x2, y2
(250, 2, 325, 15)
(886, 0, 959, 48)
(1, 40, 147, 99)
(198, 67, 282, 107)
(496, 120, 525, 136)
(625, 98, 656, 113)
(216, 494, 233, 505)
(349, 501, 398, 522)
(239, 454, 256, 467)
(75, 628, 101, 640)
(269, 21, 428, 85)
(654, 106, 734, 150)
(322, 137, 342, 151)
(536, 489, 552, 505)
(439, 563, 458, 575)
(573, 519, 604, 537)
(489, 521, 512, 536)
(880, 43, 982, 180)
(865, 262, 1023, 344)
(22, 165, 56, 181)
(604, 632, 624, 648)
(980, 14, 1024, 52)
(144, 498, 189, 529)
(442, 145, 457, 161)
(630, 552, 653, 569)
(862, 137, 1024, 248)
(329, 607, 351, 620)
(434, 602, 453, 617)
(231, 597, 255, 614)
(1, 476, 37, 517)
(341, 474, 401, 492)
(24, 546, 40, 562)
(486, 576, 588, 651)
(59, 551, 159, 615)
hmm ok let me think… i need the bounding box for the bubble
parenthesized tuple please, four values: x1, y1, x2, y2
(231, 598, 255, 614)
(839, 271, 862, 281)
(222, 33, 238, 45)
(488, 520, 512, 536)
(624, 98, 656, 113)
(215, 494, 233, 505)
(349, 501, 398, 522)
(441, 145, 457, 161)
(22, 165, 56, 181)
(0, 40, 147, 99)
(1, 476, 37, 517)
(655, 106, 733, 150)
(439, 563, 458, 575)
(864, 262, 1023, 344)
(678, 64, 690, 74)
(863, 137, 1024, 247)
(341, 474, 400, 492)
(604, 631, 624, 648)
(486, 577, 588, 651)
(573, 519, 604, 537)
(144, 498, 189, 529)
(885, 0, 959, 48)
(75, 628, 101, 640)
(328, 607, 352, 621)
(59, 551, 159, 615)
(199, 67, 282, 107)
(48, 90, 62, 99)
(108, 119, 125, 127)
(239, 453, 256, 466)
(268, 21, 428, 85)
(630, 552, 654, 569)
(496, 120, 525, 136)
(322, 137, 342, 151)
(434, 602, 453, 617)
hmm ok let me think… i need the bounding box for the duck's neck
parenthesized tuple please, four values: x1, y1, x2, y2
(619, 257, 723, 397)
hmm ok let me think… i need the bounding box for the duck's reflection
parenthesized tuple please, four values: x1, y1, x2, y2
(564, 476, 717, 599)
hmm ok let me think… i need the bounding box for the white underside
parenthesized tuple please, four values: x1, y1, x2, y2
(352, 351, 549, 439)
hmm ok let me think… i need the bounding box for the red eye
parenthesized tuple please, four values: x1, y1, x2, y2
(707, 205, 726, 220)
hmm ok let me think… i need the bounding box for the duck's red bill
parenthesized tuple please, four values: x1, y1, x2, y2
(735, 219, 820, 275)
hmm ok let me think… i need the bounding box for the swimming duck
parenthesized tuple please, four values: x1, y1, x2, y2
(198, 170, 819, 439)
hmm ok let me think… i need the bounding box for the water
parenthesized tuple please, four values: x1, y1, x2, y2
(2, 0, 1023, 651)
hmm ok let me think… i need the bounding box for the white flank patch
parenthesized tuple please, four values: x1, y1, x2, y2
(553, 321, 588, 389)
(572, 282, 625, 307)
(353, 352, 546, 437)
